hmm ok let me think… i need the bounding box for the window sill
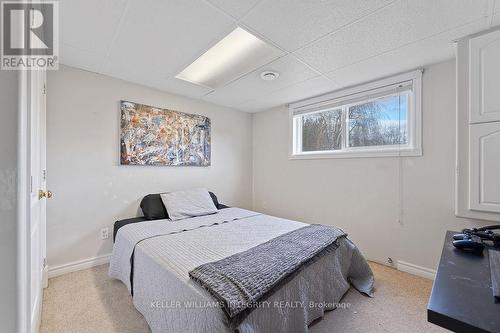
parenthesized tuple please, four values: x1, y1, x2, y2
(289, 148, 422, 160)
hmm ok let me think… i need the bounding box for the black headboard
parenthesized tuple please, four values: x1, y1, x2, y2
(139, 191, 222, 220)
(113, 191, 228, 241)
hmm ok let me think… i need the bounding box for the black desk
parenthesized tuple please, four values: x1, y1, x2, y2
(427, 231, 500, 333)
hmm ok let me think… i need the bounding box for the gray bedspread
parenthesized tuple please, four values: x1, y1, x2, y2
(109, 208, 260, 293)
(109, 208, 374, 333)
(189, 224, 347, 327)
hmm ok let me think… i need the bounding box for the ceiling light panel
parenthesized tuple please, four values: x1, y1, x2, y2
(176, 27, 283, 89)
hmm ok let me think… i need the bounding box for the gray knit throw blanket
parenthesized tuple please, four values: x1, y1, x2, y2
(189, 224, 347, 328)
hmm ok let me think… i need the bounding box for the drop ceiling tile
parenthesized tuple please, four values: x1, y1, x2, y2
(155, 78, 214, 99)
(239, 75, 338, 112)
(204, 0, 261, 19)
(60, 0, 128, 55)
(59, 43, 105, 72)
(100, 58, 213, 99)
(202, 55, 319, 107)
(295, 0, 489, 74)
(59, 0, 496, 112)
(242, 0, 394, 52)
(325, 18, 489, 89)
(244, 17, 489, 112)
(103, 0, 235, 79)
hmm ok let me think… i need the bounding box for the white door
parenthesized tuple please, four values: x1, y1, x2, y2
(29, 68, 49, 333)
(469, 122, 500, 213)
(469, 28, 500, 124)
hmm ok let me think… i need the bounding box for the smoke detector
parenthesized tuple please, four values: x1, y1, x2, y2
(260, 71, 279, 81)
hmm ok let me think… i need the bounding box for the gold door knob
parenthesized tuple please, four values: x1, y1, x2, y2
(38, 190, 53, 200)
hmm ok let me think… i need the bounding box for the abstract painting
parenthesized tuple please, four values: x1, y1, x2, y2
(120, 101, 211, 166)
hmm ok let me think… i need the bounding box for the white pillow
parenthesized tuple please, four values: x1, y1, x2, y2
(160, 188, 218, 221)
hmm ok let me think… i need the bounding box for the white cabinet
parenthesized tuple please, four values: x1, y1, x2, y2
(469, 122, 500, 213)
(469, 29, 500, 124)
(456, 28, 500, 221)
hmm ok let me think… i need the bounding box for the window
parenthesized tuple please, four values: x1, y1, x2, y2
(290, 70, 422, 159)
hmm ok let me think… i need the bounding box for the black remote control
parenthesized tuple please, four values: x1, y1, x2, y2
(453, 235, 484, 254)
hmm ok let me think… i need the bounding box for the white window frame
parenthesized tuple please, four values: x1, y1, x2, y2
(289, 70, 423, 159)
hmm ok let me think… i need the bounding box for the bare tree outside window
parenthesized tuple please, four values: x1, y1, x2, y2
(301, 109, 342, 151)
(348, 94, 408, 147)
(298, 94, 408, 153)
(291, 72, 421, 158)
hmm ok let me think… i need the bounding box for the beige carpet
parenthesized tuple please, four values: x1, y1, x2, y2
(40, 262, 447, 333)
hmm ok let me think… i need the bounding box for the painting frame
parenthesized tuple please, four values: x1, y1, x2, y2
(119, 100, 211, 167)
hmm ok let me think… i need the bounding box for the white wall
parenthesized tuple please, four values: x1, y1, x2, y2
(0, 71, 18, 332)
(252, 59, 488, 272)
(48, 60, 490, 274)
(46, 65, 253, 268)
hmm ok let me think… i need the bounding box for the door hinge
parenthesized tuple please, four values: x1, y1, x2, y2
(43, 83, 46, 95)
(42, 169, 47, 181)
(30, 175, 33, 193)
(43, 258, 47, 268)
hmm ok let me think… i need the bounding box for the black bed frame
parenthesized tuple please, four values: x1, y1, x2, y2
(113, 192, 228, 241)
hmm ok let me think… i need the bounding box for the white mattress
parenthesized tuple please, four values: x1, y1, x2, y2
(109, 208, 374, 333)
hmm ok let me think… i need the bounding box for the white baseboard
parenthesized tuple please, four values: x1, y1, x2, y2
(48, 254, 436, 282)
(397, 260, 436, 280)
(48, 253, 111, 278)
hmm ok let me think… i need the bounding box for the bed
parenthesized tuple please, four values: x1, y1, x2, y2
(109, 192, 374, 333)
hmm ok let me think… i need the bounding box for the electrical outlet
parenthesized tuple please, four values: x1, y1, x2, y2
(100, 227, 109, 240)
(387, 257, 394, 266)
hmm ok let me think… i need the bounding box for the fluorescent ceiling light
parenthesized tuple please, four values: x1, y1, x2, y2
(176, 27, 283, 89)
